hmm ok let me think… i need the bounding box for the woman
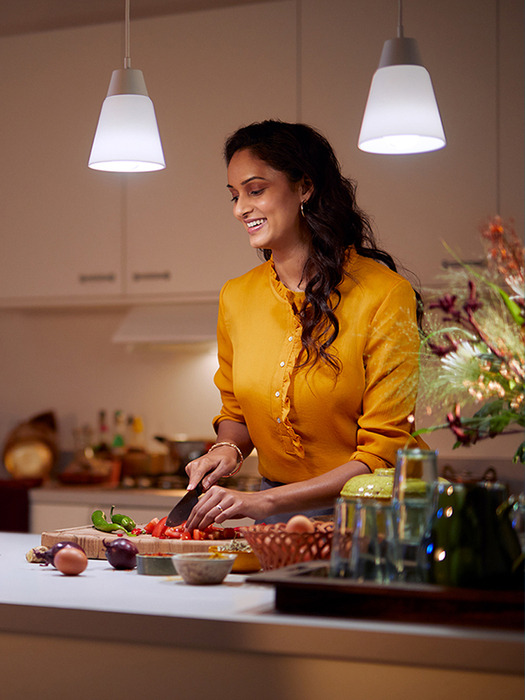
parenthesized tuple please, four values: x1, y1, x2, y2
(184, 120, 425, 530)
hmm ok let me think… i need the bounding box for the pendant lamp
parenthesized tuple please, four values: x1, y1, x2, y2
(358, 0, 446, 155)
(88, 0, 165, 172)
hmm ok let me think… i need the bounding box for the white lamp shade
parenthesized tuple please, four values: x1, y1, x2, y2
(89, 92, 166, 172)
(358, 64, 446, 155)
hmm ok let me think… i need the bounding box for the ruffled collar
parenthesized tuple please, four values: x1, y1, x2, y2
(268, 249, 357, 307)
(268, 256, 306, 308)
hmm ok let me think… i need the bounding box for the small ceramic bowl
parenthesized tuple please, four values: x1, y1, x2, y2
(172, 552, 237, 585)
(136, 554, 177, 576)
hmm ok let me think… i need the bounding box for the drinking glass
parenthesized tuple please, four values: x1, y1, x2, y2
(392, 447, 438, 582)
(330, 497, 397, 583)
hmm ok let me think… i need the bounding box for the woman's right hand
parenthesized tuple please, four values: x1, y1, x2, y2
(185, 444, 239, 492)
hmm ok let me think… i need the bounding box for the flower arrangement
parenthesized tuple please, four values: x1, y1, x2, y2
(415, 217, 524, 463)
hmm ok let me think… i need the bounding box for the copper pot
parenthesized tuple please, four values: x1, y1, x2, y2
(120, 450, 168, 478)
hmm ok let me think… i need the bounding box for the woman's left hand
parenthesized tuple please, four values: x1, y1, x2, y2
(184, 485, 269, 531)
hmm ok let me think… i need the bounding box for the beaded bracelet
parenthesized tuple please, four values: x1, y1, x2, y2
(207, 441, 244, 477)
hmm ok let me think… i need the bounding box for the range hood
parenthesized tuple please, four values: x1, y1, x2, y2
(112, 302, 219, 345)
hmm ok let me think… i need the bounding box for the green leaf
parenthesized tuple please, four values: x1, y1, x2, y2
(473, 400, 505, 418)
(412, 424, 449, 437)
(487, 413, 512, 434)
(513, 442, 525, 464)
(496, 287, 525, 326)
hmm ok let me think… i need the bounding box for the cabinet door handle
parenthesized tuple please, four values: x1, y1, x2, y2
(132, 271, 171, 282)
(78, 273, 116, 283)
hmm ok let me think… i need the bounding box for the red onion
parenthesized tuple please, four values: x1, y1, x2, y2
(103, 538, 138, 570)
(44, 541, 85, 567)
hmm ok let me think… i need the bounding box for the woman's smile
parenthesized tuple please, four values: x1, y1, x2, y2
(245, 217, 267, 232)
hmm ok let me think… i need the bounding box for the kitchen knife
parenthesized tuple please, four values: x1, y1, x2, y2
(165, 482, 204, 527)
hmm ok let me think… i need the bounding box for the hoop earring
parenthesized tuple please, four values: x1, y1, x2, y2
(300, 201, 306, 218)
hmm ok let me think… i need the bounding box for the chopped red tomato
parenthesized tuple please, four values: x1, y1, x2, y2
(151, 516, 168, 539)
(144, 518, 159, 534)
(145, 517, 240, 540)
(220, 527, 237, 540)
(164, 526, 185, 539)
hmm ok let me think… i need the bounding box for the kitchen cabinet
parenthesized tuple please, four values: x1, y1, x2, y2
(0, 2, 297, 307)
(0, 26, 124, 304)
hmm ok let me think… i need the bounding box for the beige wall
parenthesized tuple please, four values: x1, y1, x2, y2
(0, 0, 523, 472)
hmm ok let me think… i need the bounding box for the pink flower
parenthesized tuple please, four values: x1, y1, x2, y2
(446, 404, 476, 446)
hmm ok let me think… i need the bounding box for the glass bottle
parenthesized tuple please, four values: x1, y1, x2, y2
(111, 410, 126, 454)
(94, 410, 111, 457)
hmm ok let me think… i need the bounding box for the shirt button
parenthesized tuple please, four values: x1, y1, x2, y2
(288, 336, 293, 342)
(280, 361, 285, 367)
(275, 391, 280, 398)
(276, 418, 281, 424)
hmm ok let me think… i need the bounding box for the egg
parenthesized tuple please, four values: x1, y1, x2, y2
(54, 546, 88, 576)
(285, 514, 315, 534)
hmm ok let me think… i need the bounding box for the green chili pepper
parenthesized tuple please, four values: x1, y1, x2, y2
(91, 509, 128, 533)
(110, 505, 136, 532)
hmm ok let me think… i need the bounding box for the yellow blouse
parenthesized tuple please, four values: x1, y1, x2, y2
(213, 251, 425, 483)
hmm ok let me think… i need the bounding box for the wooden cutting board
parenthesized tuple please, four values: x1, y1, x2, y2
(41, 525, 239, 560)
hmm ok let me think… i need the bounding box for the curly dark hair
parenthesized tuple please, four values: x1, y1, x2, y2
(224, 120, 421, 371)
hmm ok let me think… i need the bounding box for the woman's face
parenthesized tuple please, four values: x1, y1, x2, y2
(226, 148, 311, 255)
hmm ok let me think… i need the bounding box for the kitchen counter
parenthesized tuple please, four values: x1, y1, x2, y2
(0, 532, 523, 700)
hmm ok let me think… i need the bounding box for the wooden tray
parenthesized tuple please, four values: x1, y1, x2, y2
(246, 562, 525, 630)
(41, 525, 239, 560)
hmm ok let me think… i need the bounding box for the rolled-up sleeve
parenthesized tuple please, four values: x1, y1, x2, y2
(347, 280, 425, 471)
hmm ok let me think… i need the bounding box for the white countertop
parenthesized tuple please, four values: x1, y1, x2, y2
(0, 532, 522, 677)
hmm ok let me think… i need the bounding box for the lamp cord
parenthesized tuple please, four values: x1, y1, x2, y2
(397, 0, 404, 38)
(296, 0, 302, 121)
(495, 0, 501, 214)
(124, 0, 131, 69)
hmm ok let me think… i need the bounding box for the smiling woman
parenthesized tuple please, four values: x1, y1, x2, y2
(183, 119, 427, 529)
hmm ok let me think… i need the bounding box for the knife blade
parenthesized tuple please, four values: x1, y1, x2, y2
(165, 482, 203, 527)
